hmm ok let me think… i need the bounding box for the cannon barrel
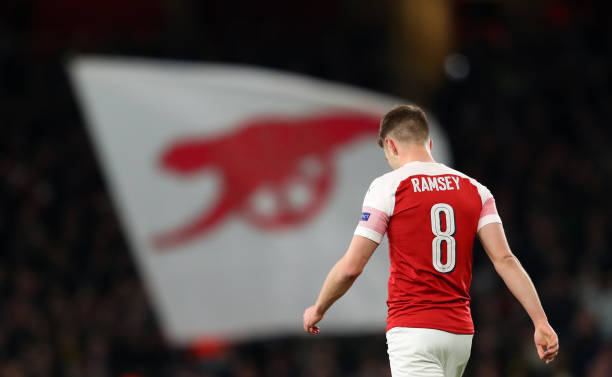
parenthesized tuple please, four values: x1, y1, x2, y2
(160, 138, 224, 174)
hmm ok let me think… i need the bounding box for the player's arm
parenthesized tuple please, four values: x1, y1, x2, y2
(302, 235, 379, 334)
(478, 222, 559, 363)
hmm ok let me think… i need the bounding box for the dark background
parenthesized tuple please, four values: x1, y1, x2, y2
(1, 0, 611, 376)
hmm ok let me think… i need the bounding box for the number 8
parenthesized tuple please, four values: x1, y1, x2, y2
(431, 203, 456, 273)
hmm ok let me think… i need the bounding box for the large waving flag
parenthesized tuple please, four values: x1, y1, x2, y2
(69, 57, 451, 345)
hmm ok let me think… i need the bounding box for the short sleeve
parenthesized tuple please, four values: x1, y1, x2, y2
(475, 183, 502, 231)
(354, 177, 395, 244)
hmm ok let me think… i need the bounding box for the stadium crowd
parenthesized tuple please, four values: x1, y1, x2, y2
(0, 1, 610, 376)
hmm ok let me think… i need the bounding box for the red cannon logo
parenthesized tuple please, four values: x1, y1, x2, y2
(153, 112, 380, 249)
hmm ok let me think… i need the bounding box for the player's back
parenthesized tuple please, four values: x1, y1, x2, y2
(355, 161, 501, 334)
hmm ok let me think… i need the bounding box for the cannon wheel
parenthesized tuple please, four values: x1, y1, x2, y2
(242, 154, 335, 230)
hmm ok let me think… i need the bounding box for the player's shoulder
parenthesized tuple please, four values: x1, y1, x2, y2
(369, 169, 398, 188)
(365, 172, 395, 198)
(367, 163, 415, 193)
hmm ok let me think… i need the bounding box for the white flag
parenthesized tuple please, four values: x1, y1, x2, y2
(69, 56, 451, 345)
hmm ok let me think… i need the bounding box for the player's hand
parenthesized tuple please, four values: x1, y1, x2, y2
(534, 321, 559, 364)
(303, 305, 323, 335)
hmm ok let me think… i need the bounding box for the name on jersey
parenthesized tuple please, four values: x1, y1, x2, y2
(411, 176, 460, 193)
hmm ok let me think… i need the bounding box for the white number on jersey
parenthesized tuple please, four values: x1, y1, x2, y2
(430, 203, 456, 273)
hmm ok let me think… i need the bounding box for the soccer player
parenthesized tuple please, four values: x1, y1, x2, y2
(303, 105, 559, 376)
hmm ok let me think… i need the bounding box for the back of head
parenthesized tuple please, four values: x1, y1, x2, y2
(378, 105, 429, 148)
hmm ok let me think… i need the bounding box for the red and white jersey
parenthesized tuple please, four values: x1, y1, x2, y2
(354, 161, 501, 334)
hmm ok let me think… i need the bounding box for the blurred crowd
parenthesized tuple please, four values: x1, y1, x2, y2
(1, 1, 611, 376)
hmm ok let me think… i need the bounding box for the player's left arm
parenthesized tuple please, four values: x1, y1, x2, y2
(302, 235, 379, 334)
(479, 223, 559, 363)
(474, 182, 558, 364)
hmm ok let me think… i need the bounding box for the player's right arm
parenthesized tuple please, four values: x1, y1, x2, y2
(478, 222, 559, 364)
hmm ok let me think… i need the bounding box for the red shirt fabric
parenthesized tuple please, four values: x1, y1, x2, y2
(354, 162, 501, 334)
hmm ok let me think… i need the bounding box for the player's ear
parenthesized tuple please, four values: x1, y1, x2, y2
(429, 139, 433, 151)
(385, 138, 399, 156)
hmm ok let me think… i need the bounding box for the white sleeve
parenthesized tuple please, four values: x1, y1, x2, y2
(354, 177, 395, 244)
(473, 182, 502, 231)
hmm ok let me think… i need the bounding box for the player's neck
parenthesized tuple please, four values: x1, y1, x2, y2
(396, 148, 435, 168)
